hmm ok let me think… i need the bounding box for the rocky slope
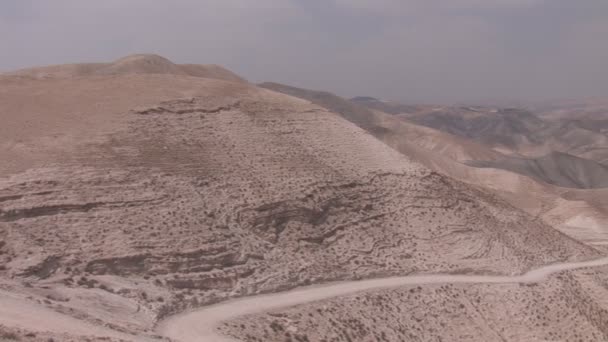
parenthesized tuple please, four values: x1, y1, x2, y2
(259, 83, 503, 163)
(404, 106, 548, 149)
(223, 266, 608, 342)
(260, 83, 608, 248)
(259, 82, 383, 134)
(0, 56, 600, 340)
(362, 100, 608, 166)
(468, 151, 608, 189)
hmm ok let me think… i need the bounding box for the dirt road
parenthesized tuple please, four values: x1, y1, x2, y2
(158, 257, 608, 342)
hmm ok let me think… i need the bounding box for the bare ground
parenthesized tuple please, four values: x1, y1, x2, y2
(0, 56, 605, 341)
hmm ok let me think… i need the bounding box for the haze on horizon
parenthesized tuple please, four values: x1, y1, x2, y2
(1, 0, 607, 105)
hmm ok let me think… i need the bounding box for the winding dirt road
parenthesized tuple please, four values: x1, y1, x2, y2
(158, 257, 608, 342)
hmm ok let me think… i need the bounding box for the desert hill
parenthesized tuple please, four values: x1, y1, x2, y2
(526, 119, 608, 165)
(401, 106, 548, 149)
(350, 97, 608, 245)
(535, 97, 608, 121)
(350, 96, 423, 115)
(259, 82, 503, 163)
(352, 97, 608, 175)
(4, 54, 246, 83)
(260, 83, 608, 248)
(224, 264, 608, 342)
(468, 151, 608, 189)
(200, 87, 608, 342)
(259, 82, 383, 134)
(0, 56, 599, 340)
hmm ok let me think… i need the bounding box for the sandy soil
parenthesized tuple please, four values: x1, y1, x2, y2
(0, 289, 152, 341)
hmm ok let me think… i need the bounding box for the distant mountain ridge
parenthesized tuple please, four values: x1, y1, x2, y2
(354, 97, 608, 166)
(467, 151, 608, 189)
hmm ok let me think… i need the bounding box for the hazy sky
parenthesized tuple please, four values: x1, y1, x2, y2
(1, 0, 607, 104)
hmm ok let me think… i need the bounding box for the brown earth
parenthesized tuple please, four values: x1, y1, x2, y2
(223, 265, 608, 342)
(467, 151, 608, 189)
(261, 83, 608, 248)
(0, 56, 604, 341)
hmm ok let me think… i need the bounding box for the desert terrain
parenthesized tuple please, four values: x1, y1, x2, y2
(219, 263, 608, 342)
(261, 83, 608, 248)
(1, 55, 607, 342)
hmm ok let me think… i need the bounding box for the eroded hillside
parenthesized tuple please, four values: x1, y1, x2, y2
(260, 83, 608, 248)
(0, 56, 601, 340)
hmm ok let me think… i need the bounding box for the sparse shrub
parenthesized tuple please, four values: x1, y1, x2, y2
(0, 331, 20, 340)
(98, 284, 113, 293)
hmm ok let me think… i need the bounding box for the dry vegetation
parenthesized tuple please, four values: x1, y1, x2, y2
(0, 55, 605, 341)
(222, 266, 608, 342)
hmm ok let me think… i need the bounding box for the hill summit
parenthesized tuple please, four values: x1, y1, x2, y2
(6, 53, 246, 83)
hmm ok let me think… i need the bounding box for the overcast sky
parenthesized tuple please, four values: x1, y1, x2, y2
(1, 0, 607, 104)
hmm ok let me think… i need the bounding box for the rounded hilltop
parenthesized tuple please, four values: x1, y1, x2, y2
(5, 53, 247, 83)
(97, 53, 184, 75)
